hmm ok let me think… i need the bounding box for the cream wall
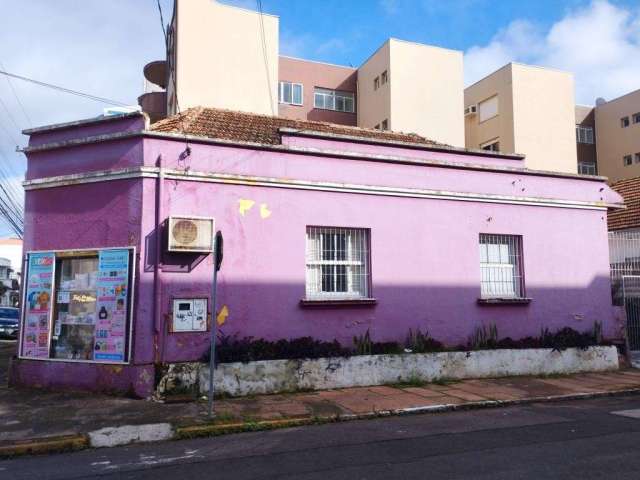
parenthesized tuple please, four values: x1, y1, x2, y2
(357, 41, 391, 131)
(388, 39, 464, 146)
(464, 63, 577, 173)
(595, 89, 640, 183)
(171, 0, 279, 116)
(511, 64, 576, 173)
(464, 64, 515, 154)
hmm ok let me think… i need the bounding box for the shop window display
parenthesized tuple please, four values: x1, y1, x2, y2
(20, 248, 133, 363)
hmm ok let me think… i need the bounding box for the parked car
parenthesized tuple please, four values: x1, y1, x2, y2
(0, 307, 19, 339)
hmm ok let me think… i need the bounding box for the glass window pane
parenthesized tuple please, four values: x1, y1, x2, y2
(292, 84, 302, 105)
(282, 82, 292, 103)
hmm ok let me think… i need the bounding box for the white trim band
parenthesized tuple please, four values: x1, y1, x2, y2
(23, 167, 618, 211)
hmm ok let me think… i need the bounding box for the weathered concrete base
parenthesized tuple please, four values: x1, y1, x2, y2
(189, 346, 619, 397)
(88, 423, 174, 448)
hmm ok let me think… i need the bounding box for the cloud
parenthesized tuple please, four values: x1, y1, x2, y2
(379, 0, 399, 15)
(0, 0, 171, 235)
(464, 0, 640, 104)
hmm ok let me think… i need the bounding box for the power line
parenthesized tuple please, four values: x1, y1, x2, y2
(0, 70, 129, 106)
(0, 60, 32, 127)
(256, 0, 276, 116)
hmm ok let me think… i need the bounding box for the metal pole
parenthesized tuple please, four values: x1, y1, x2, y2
(208, 255, 219, 418)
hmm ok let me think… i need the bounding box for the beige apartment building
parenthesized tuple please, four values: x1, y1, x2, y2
(464, 63, 578, 173)
(139, 0, 465, 147)
(357, 39, 464, 146)
(594, 89, 640, 183)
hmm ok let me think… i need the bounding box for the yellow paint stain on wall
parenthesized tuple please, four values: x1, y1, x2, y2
(260, 203, 272, 219)
(238, 199, 255, 216)
(217, 305, 229, 325)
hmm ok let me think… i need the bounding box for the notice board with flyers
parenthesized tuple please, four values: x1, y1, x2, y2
(19, 247, 135, 364)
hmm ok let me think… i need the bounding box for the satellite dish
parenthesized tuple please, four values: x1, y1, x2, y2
(595, 97, 606, 106)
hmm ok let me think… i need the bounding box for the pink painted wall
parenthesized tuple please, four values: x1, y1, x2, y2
(12, 115, 623, 396)
(278, 56, 357, 125)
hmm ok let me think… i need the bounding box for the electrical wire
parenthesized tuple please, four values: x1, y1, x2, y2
(256, 0, 276, 116)
(0, 60, 32, 127)
(0, 70, 129, 106)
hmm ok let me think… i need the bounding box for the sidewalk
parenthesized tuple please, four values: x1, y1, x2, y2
(3, 368, 640, 456)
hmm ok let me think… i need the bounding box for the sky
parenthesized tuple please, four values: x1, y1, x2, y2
(0, 0, 639, 236)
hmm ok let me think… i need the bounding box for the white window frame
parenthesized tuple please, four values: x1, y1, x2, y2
(575, 125, 594, 144)
(479, 234, 524, 299)
(305, 227, 370, 300)
(478, 95, 499, 122)
(313, 88, 355, 113)
(481, 139, 500, 152)
(578, 162, 597, 175)
(279, 81, 303, 106)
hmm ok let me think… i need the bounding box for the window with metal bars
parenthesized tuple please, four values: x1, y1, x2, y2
(305, 227, 370, 299)
(479, 234, 524, 298)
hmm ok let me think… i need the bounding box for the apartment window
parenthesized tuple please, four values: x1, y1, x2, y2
(374, 124, 380, 130)
(636, 153, 640, 164)
(478, 95, 498, 122)
(279, 81, 303, 106)
(575, 125, 594, 144)
(481, 140, 500, 152)
(633, 113, 640, 124)
(305, 227, 370, 300)
(578, 162, 597, 175)
(624, 155, 633, 166)
(479, 234, 524, 299)
(381, 119, 389, 131)
(374, 76, 380, 90)
(381, 70, 388, 85)
(622, 116, 630, 128)
(314, 88, 355, 113)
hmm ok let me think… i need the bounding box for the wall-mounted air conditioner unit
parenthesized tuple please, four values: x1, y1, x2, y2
(464, 105, 477, 116)
(167, 216, 215, 253)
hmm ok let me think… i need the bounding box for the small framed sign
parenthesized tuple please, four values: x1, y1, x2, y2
(171, 298, 208, 332)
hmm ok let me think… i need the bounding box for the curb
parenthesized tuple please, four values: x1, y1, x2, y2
(2, 387, 640, 459)
(0, 434, 88, 459)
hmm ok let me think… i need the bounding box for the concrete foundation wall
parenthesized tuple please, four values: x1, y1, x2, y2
(191, 347, 619, 397)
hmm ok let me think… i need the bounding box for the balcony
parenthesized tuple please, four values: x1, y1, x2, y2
(138, 90, 167, 124)
(139, 60, 168, 123)
(143, 60, 167, 89)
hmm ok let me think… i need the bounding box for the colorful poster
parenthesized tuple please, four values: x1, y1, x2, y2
(21, 252, 55, 359)
(93, 249, 130, 362)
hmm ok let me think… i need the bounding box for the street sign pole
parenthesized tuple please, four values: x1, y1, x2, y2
(208, 231, 223, 418)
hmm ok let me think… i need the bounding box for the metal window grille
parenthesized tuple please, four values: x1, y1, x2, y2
(306, 227, 370, 299)
(609, 230, 640, 305)
(479, 234, 524, 298)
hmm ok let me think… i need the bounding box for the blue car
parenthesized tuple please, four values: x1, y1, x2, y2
(0, 307, 19, 339)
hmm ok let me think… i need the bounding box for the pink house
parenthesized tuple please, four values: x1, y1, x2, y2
(10, 108, 624, 397)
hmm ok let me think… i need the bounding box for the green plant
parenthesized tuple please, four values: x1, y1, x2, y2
(468, 323, 498, 350)
(353, 329, 373, 356)
(392, 372, 427, 388)
(431, 376, 455, 386)
(405, 328, 445, 353)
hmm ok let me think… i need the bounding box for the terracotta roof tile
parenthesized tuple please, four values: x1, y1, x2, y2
(150, 107, 444, 147)
(609, 176, 640, 230)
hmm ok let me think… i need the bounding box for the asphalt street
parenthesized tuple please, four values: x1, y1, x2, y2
(4, 395, 640, 479)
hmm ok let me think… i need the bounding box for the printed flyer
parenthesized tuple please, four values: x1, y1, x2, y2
(21, 252, 55, 359)
(93, 249, 130, 362)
